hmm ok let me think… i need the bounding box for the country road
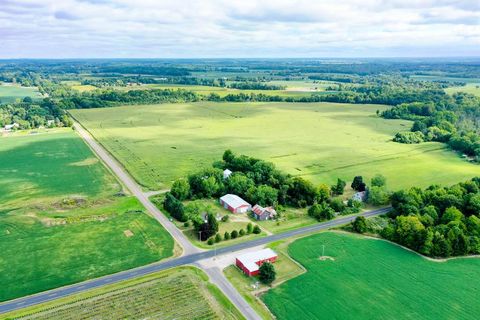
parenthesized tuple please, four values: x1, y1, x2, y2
(0, 121, 391, 318)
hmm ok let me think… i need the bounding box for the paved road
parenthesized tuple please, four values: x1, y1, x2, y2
(0, 120, 390, 318)
(0, 206, 390, 315)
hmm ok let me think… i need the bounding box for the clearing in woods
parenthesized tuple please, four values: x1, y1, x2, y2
(0, 83, 42, 103)
(71, 102, 479, 190)
(261, 232, 480, 320)
(0, 267, 244, 320)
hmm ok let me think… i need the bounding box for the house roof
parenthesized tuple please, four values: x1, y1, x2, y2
(220, 194, 251, 209)
(237, 248, 277, 272)
(252, 204, 276, 216)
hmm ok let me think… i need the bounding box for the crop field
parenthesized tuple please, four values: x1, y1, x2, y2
(262, 232, 480, 320)
(2, 267, 243, 320)
(71, 102, 478, 191)
(0, 83, 41, 103)
(0, 129, 119, 208)
(0, 129, 174, 302)
(0, 196, 174, 302)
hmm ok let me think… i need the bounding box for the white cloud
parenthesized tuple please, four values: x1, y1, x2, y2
(0, 0, 478, 58)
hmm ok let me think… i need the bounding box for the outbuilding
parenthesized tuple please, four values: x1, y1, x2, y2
(235, 248, 278, 276)
(219, 194, 251, 213)
(252, 204, 277, 221)
(223, 169, 233, 180)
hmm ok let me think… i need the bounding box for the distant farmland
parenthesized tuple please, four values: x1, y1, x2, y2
(262, 232, 480, 320)
(0, 83, 41, 103)
(71, 102, 479, 190)
(2, 267, 243, 320)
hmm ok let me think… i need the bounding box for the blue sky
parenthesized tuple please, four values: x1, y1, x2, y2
(0, 0, 479, 58)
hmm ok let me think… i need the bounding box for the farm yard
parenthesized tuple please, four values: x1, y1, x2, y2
(262, 232, 480, 320)
(1, 267, 244, 320)
(71, 102, 479, 191)
(0, 130, 174, 302)
(0, 83, 41, 103)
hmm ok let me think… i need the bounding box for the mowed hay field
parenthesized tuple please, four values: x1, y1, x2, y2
(0, 83, 41, 103)
(71, 102, 479, 190)
(1, 267, 244, 320)
(262, 232, 480, 320)
(0, 130, 174, 301)
(0, 129, 119, 207)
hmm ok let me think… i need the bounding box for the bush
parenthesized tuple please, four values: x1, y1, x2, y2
(371, 174, 387, 187)
(224, 231, 231, 240)
(231, 230, 238, 239)
(183, 221, 190, 228)
(393, 131, 425, 144)
(329, 198, 346, 213)
(215, 233, 222, 243)
(367, 186, 391, 206)
(308, 202, 335, 221)
(221, 215, 230, 222)
(163, 193, 187, 222)
(239, 229, 246, 236)
(352, 216, 368, 233)
(207, 238, 214, 245)
(253, 225, 261, 234)
(246, 223, 253, 234)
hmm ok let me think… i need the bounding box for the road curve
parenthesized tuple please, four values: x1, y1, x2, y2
(0, 207, 390, 315)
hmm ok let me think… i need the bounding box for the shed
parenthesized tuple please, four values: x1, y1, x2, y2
(252, 204, 277, 221)
(223, 169, 233, 180)
(219, 194, 251, 213)
(236, 248, 278, 276)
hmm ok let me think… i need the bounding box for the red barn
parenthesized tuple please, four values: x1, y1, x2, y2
(235, 248, 278, 276)
(219, 194, 252, 213)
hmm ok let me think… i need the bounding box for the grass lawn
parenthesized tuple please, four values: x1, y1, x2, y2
(71, 102, 478, 191)
(0, 129, 120, 208)
(262, 232, 480, 320)
(445, 83, 480, 97)
(1, 267, 244, 320)
(0, 197, 174, 302)
(0, 83, 41, 103)
(224, 240, 305, 320)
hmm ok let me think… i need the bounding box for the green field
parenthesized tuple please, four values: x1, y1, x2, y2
(0, 83, 41, 103)
(0, 129, 119, 208)
(1, 267, 243, 320)
(445, 83, 480, 97)
(71, 102, 478, 191)
(262, 232, 480, 320)
(0, 130, 174, 302)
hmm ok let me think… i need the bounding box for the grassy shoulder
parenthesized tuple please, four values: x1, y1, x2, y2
(262, 231, 480, 320)
(223, 239, 306, 320)
(0, 196, 174, 302)
(1, 266, 244, 320)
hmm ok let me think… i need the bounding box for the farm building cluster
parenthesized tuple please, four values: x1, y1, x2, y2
(219, 169, 278, 221)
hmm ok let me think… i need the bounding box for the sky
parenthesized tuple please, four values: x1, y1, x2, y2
(0, 0, 479, 58)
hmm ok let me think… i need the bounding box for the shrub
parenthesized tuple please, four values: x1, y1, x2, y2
(170, 179, 190, 200)
(163, 193, 187, 222)
(221, 215, 230, 222)
(239, 229, 246, 236)
(393, 131, 425, 144)
(352, 216, 367, 233)
(215, 233, 222, 243)
(183, 221, 190, 228)
(224, 231, 231, 240)
(329, 198, 346, 213)
(308, 202, 335, 221)
(207, 238, 214, 245)
(231, 230, 238, 239)
(253, 225, 261, 234)
(246, 223, 253, 234)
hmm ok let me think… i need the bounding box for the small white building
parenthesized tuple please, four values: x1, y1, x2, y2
(352, 191, 366, 202)
(223, 169, 233, 180)
(4, 123, 19, 131)
(219, 194, 251, 213)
